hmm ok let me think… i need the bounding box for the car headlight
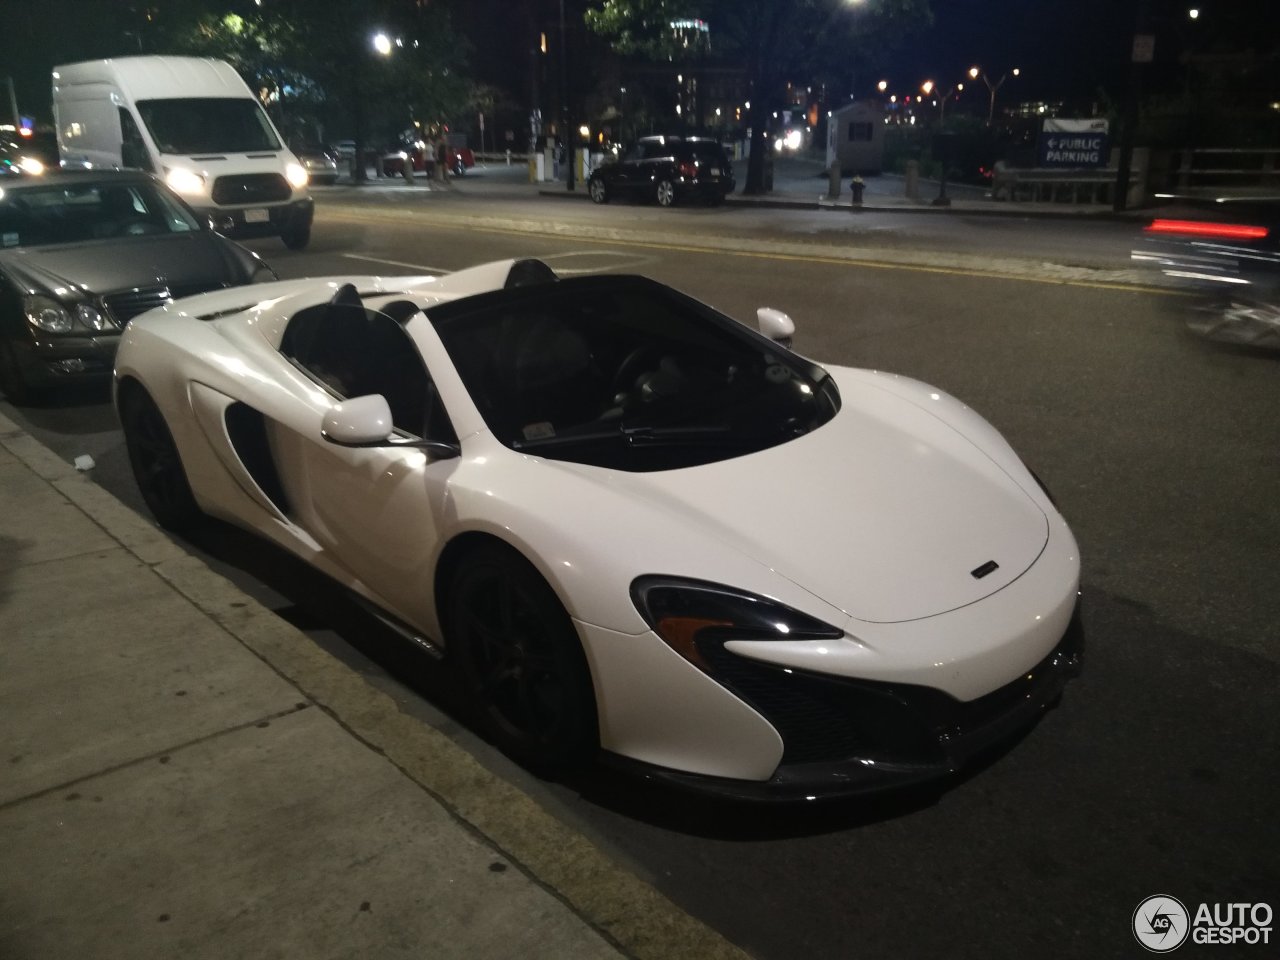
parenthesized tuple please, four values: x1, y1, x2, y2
(631, 576, 843, 671)
(18, 156, 44, 175)
(165, 167, 205, 195)
(25, 295, 74, 333)
(76, 303, 111, 332)
(23, 295, 114, 334)
(285, 162, 309, 188)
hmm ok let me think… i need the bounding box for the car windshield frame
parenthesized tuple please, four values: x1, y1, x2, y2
(425, 275, 839, 472)
(137, 97, 282, 154)
(0, 178, 204, 249)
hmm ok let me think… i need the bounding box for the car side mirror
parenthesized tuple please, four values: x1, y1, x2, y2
(321, 394, 394, 447)
(757, 307, 795, 349)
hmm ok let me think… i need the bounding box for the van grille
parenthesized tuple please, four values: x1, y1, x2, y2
(211, 173, 291, 205)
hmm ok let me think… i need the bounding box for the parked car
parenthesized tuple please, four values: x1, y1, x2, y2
(0, 134, 50, 177)
(0, 169, 274, 401)
(1131, 197, 1280, 348)
(380, 137, 475, 178)
(589, 135, 735, 207)
(114, 257, 1081, 800)
(293, 142, 340, 185)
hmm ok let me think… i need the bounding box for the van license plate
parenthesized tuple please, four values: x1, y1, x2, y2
(244, 208, 269, 223)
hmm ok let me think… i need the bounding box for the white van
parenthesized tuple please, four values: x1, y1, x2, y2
(53, 56, 314, 249)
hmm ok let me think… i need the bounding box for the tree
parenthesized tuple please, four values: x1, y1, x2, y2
(171, 1, 472, 179)
(586, 0, 932, 194)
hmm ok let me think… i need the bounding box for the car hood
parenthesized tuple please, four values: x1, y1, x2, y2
(555, 368, 1048, 624)
(0, 233, 242, 296)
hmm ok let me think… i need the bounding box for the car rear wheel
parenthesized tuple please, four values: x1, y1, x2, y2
(589, 178, 608, 204)
(448, 542, 597, 770)
(120, 385, 203, 533)
(655, 179, 676, 207)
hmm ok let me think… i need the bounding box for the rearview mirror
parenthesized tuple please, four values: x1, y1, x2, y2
(757, 307, 795, 349)
(321, 394, 394, 447)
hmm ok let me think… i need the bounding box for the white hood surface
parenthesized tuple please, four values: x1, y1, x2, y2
(585, 371, 1048, 624)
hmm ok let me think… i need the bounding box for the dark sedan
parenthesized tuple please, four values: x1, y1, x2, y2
(0, 169, 274, 401)
(588, 135, 735, 207)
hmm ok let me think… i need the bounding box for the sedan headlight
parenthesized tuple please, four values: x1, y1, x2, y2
(285, 162, 309, 188)
(25, 295, 74, 333)
(165, 167, 205, 195)
(631, 576, 843, 671)
(23, 295, 114, 334)
(76, 303, 111, 332)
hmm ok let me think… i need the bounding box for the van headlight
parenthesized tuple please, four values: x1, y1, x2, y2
(285, 162, 309, 188)
(165, 167, 205, 195)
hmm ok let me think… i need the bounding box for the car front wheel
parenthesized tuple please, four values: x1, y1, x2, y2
(655, 179, 676, 207)
(448, 542, 597, 770)
(589, 178, 608, 204)
(120, 385, 203, 533)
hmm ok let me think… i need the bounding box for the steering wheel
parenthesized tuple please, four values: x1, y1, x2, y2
(612, 346, 664, 395)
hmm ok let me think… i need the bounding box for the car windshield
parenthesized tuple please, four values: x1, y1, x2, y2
(0, 180, 202, 248)
(137, 98, 282, 154)
(427, 276, 839, 471)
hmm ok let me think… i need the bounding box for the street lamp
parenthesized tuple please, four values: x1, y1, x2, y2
(969, 65, 1020, 125)
(372, 33, 392, 56)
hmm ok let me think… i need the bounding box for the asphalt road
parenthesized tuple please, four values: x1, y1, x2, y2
(4, 186, 1277, 960)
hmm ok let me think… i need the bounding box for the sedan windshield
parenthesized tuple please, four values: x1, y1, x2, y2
(137, 98, 282, 154)
(0, 180, 202, 248)
(428, 276, 839, 471)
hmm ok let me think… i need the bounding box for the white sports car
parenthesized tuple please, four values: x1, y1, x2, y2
(114, 258, 1082, 800)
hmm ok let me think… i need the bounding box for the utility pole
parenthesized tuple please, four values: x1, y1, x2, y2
(561, 0, 575, 191)
(1114, 0, 1152, 212)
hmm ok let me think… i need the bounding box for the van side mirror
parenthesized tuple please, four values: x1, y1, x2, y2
(757, 307, 795, 349)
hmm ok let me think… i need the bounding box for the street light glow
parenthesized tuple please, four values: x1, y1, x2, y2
(372, 32, 392, 56)
(1188, 7, 1200, 19)
(921, 80, 934, 95)
(877, 80, 888, 92)
(969, 66, 980, 79)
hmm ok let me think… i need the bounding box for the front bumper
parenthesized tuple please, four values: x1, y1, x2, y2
(603, 600, 1084, 802)
(6, 332, 119, 387)
(197, 197, 314, 240)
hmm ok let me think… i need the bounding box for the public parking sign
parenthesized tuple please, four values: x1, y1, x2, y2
(1037, 118, 1109, 168)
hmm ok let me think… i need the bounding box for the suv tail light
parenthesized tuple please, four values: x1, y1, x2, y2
(678, 159, 698, 180)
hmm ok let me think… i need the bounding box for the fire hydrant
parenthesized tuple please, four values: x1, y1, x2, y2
(849, 176, 865, 209)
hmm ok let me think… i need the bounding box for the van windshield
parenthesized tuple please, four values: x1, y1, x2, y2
(137, 98, 282, 154)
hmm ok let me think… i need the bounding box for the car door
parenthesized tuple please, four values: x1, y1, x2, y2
(612, 144, 648, 197)
(275, 298, 460, 631)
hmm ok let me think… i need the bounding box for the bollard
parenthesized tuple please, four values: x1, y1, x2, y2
(905, 160, 919, 200)
(849, 175, 865, 209)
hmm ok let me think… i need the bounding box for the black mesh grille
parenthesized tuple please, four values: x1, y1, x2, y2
(211, 173, 290, 205)
(702, 645, 944, 765)
(702, 613, 1084, 767)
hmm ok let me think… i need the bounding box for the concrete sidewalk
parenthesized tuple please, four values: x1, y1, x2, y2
(0, 411, 748, 960)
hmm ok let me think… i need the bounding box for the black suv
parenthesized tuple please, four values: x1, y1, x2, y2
(588, 135, 735, 207)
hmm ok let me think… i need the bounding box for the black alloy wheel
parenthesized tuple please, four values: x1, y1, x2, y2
(655, 179, 676, 207)
(589, 178, 608, 204)
(120, 386, 203, 533)
(448, 543, 597, 770)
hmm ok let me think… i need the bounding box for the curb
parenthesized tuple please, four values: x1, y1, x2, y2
(0, 410, 753, 960)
